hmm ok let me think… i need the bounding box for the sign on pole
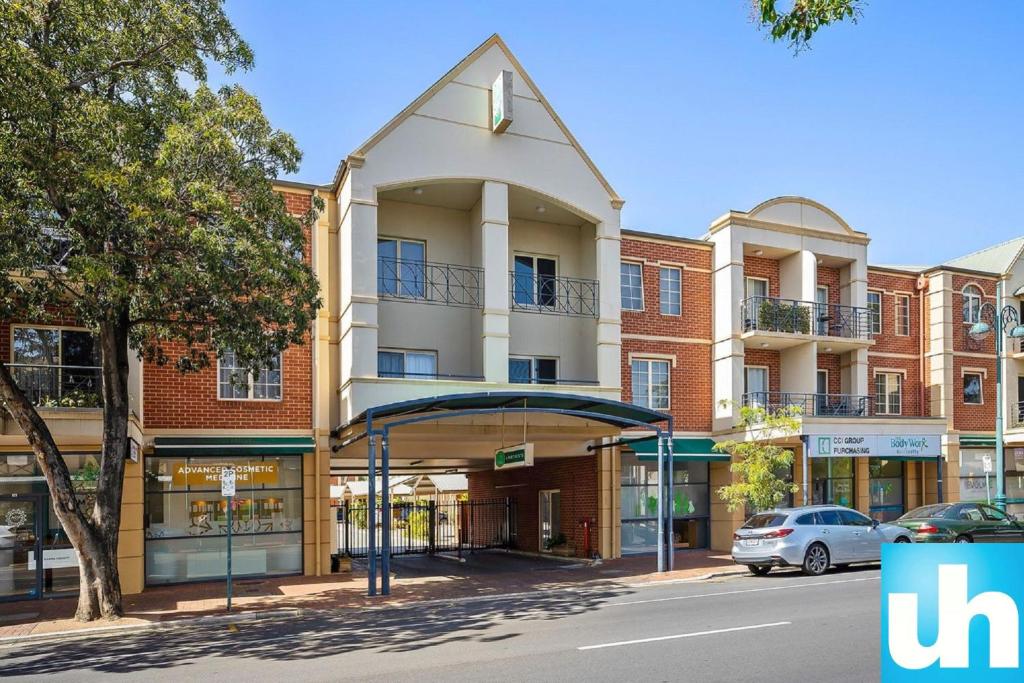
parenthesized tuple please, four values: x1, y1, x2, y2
(221, 466, 235, 612)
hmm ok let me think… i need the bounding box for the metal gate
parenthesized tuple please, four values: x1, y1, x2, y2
(337, 497, 517, 558)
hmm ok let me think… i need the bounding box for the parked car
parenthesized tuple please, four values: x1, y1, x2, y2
(731, 505, 913, 576)
(891, 502, 1024, 543)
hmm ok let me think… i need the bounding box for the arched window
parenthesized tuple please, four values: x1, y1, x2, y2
(962, 285, 983, 323)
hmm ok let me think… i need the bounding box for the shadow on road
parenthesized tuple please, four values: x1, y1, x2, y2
(1, 582, 631, 677)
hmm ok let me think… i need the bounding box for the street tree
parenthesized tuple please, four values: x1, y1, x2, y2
(714, 403, 802, 513)
(755, 0, 863, 52)
(0, 0, 321, 621)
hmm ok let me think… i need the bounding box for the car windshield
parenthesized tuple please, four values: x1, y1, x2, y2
(899, 504, 950, 520)
(742, 513, 787, 529)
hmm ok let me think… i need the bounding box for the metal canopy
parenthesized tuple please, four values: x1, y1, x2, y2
(625, 437, 729, 462)
(337, 391, 675, 597)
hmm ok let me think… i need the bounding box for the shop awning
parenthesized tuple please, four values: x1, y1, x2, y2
(626, 437, 730, 462)
(153, 436, 315, 456)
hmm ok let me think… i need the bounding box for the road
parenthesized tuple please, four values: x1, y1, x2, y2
(0, 566, 882, 682)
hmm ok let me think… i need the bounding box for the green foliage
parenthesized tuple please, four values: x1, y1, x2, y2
(758, 300, 810, 334)
(714, 402, 802, 513)
(0, 0, 322, 377)
(755, 0, 862, 52)
(37, 389, 102, 409)
(405, 509, 430, 541)
(543, 532, 568, 550)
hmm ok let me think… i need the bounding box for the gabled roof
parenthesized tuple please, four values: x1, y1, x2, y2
(943, 236, 1024, 275)
(334, 34, 623, 207)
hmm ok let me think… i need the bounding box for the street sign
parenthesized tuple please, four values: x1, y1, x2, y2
(494, 442, 534, 470)
(221, 467, 236, 497)
(983, 455, 993, 474)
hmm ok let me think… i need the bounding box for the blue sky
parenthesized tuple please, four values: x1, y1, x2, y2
(214, 1, 1024, 266)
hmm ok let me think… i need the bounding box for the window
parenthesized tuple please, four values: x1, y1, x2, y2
(874, 372, 902, 415)
(815, 286, 829, 335)
(962, 285, 983, 324)
(744, 277, 768, 300)
(218, 350, 282, 400)
(378, 238, 426, 298)
(896, 295, 910, 336)
(620, 456, 709, 553)
(869, 459, 905, 522)
(838, 509, 873, 527)
(812, 458, 854, 507)
(980, 504, 1010, 522)
(621, 261, 644, 311)
(741, 513, 787, 529)
(963, 372, 983, 405)
(659, 267, 681, 315)
(744, 366, 769, 405)
(11, 326, 101, 407)
(509, 357, 558, 384)
(631, 358, 670, 410)
(513, 254, 557, 307)
(867, 291, 882, 335)
(377, 350, 438, 379)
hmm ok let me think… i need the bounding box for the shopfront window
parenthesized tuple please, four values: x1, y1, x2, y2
(868, 458, 905, 522)
(620, 454, 709, 554)
(958, 449, 993, 503)
(144, 455, 303, 585)
(811, 457, 854, 508)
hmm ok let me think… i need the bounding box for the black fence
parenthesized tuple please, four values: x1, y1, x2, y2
(336, 497, 517, 558)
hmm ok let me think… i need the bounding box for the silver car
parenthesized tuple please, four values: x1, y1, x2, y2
(731, 505, 913, 576)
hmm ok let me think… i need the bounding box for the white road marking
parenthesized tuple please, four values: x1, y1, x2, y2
(577, 621, 792, 650)
(607, 576, 878, 607)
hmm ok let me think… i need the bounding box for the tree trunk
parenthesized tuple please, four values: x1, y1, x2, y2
(0, 309, 131, 621)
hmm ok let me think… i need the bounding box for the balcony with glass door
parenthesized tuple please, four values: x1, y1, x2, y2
(8, 327, 102, 409)
(509, 255, 599, 318)
(377, 238, 483, 308)
(739, 296, 874, 352)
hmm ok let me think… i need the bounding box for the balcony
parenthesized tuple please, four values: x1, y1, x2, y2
(377, 257, 483, 308)
(742, 392, 878, 418)
(509, 272, 599, 318)
(740, 296, 874, 351)
(10, 364, 102, 408)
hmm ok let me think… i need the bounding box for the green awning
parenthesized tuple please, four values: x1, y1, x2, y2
(626, 437, 730, 462)
(153, 436, 315, 456)
(960, 435, 995, 448)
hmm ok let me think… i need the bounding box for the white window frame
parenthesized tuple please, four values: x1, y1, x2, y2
(895, 294, 911, 336)
(744, 276, 769, 300)
(874, 372, 903, 416)
(816, 368, 829, 394)
(378, 237, 427, 299)
(513, 252, 559, 309)
(867, 290, 883, 335)
(509, 355, 559, 384)
(961, 285, 983, 324)
(631, 358, 671, 411)
(659, 266, 681, 316)
(962, 370, 984, 405)
(218, 350, 283, 401)
(743, 365, 770, 394)
(377, 348, 439, 380)
(621, 261, 644, 311)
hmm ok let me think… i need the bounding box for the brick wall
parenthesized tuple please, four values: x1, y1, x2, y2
(743, 256, 780, 297)
(816, 353, 842, 394)
(620, 236, 713, 432)
(468, 456, 597, 557)
(743, 348, 781, 393)
(817, 266, 841, 305)
(867, 270, 925, 417)
(951, 274, 997, 354)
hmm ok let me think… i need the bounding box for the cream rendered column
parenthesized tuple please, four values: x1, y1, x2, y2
(338, 169, 379, 396)
(845, 258, 870, 396)
(596, 218, 622, 389)
(480, 181, 510, 383)
(712, 229, 745, 429)
(778, 249, 819, 396)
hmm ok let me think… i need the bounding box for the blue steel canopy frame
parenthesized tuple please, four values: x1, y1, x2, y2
(338, 391, 673, 596)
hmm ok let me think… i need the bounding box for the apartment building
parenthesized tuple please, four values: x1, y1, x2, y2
(2, 33, 1022, 603)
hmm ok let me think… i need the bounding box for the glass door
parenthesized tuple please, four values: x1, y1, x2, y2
(538, 490, 561, 552)
(815, 285, 829, 335)
(0, 496, 41, 600)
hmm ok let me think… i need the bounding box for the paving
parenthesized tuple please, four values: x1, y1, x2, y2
(0, 550, 744, 641)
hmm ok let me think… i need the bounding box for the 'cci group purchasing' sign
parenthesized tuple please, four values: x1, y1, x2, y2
(494, 442, 534, 470)
(882, 544, 1024, 681)
(811, 434, 941, 459)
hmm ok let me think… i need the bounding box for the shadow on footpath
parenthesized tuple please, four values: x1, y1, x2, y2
(0, 581, 632, 676)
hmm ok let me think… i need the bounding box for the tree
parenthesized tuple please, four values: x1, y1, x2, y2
(755, 0, 863, 52)
(714, 403, 802, 513)
(0, 1, 321, 621)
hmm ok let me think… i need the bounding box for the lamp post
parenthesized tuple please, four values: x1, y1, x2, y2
(968, 280, 1024, 511)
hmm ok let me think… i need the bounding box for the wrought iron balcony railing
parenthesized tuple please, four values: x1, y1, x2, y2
(378, 257, 483, 308)
(509, 377, 601, 386)
(377, 370, 485, 381)
(1013, 400, 1024, 428)
(9, 364, 102, 408)
(509, 272, 599, 318)
(741, 296, 873, 340)
(742, 392, 878, 418)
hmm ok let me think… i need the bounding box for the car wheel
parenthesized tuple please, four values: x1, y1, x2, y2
(749, 565, 771, 576)
(954, 534, 972, 544)
(802, 543, 829, 576)
(894, 536, 911, 543)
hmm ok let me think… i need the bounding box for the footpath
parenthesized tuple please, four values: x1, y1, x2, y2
(0, 550, 745, 643)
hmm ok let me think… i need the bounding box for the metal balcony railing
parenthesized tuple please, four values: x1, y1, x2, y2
(9, 364, 102, 408)
(509, 272, 599, 318)
(741, 296, 873, 340)
(378, 257, 483, 308)
(509, 377, 601, 386)
(1013, 400, 1024, 428)
(742, 392, 877, 418)
(377, 371, 485, 381)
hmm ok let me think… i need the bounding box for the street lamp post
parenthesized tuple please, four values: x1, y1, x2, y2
(968, 280, 1024, 511)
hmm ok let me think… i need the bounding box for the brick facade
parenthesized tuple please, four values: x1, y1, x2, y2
(743, 255, 780, 297)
